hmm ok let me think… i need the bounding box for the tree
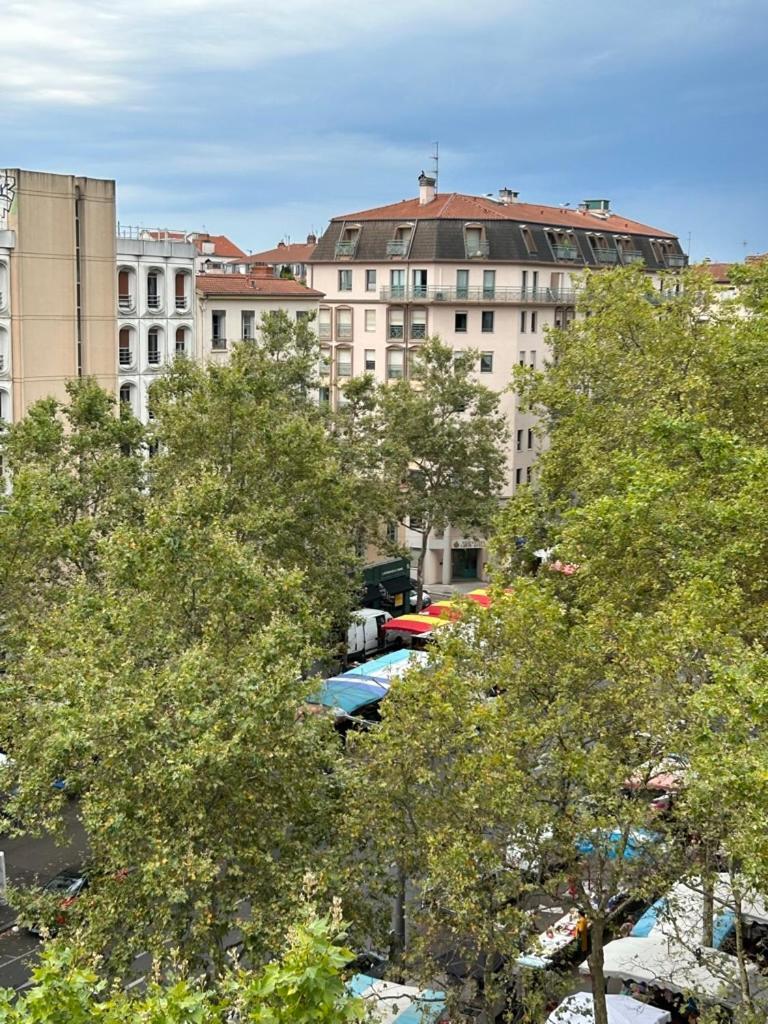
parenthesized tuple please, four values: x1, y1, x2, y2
(358, 338, 508, 609)
(0, 378, 144, 660)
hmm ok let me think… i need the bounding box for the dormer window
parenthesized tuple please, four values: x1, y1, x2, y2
(615, 236, 644, 265)
(547, 230, 580, 262)
(520, 226, 537, 254)
(587, 233, 618, 265)
(387, 223, 414, 257)
(464, 224, 489, 259)
(335, 224, 361, 258)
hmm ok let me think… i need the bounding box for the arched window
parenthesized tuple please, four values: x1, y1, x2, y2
(118, 382, 137, 415)
(0, 261, 8, 311)
(175, 326, 190, 357)
(336, 307, 353, 341)
(386, 347, 404, 380)
(117, 266, 136, 312)
(0, 324, 8, 373)
(464, 223, 489, 259)
(147, 268, 163, 311)
(0, 387, 9, 421)
(174, 271, 190, 312)
(118, 325, 135, 367)
(336, 346, 352, 378)
(317, 307, 331, 340)
(147, 326, 163, 365)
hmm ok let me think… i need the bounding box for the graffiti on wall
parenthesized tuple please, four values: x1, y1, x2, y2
(0, 172, 17, 227)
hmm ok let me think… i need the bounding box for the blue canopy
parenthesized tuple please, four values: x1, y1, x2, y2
(309, 675, 390, 715)
(348, 974, 445, 1023)
(344, 648, 417, 676)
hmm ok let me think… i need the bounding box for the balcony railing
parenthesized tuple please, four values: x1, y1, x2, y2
(118, 294, 134, 311)
(318, 327, 331, 340)
(211, 337, 228, 351)
(664, 253, 687, 268)
(119, 349, 132, 366)
(175, 295, 187, 310)
(147, 295, 161, 309)
(386, 240, 408, 256)
(465, 241, 490, 258)
(335, 241, 357, 258)
(620, 250, 644, 264)
(593, 249, 619, 265)
(411, 324, 427, 339)
(553, 244, 580, 261)
(379, 286, 578, 304)
(389, 325, 404, 339)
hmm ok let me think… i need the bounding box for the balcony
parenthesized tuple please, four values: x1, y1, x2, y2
(664, 253, 687, 268)
(411, 324, 427, 339)
(211, 337, 228, 351)
(379, 286, 578, 304)
(118, 293, 134, 311)
(594, 249, 619, 265)
(119, 349, 132, 367)
(386, 240, 408, 257)
(620, 250, 644, 265)
(175, 295, 188, 311)
(335, 241, 357, 258)
(464, 240, 490, 259)
(147, 295, 161, 310)
(553, 244, 580, 261)
(389, 325, 404, 339)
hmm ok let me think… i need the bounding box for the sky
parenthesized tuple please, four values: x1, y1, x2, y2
(3, 0, 767, 261)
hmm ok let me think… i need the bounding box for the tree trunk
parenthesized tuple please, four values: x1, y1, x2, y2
(390, 864, 407, 981)
(415, 529, 429, 611)
(731, 868, 755, 1012)
(702, 847, 714, 948)
(587, 918, 610, 1024)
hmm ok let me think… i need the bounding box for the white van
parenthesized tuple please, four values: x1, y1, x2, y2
(347, 609, 393, 661)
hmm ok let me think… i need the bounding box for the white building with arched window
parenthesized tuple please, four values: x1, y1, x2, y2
(116, 231, 197, 421)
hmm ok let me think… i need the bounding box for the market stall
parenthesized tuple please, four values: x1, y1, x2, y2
(547, 991, 670, 1024)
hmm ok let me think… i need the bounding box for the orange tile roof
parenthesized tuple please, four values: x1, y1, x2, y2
(334, 192, 677, 238)
(698, 261, 733, 284)
(146, 230, 247, 259)
(195, 273, 324, 298)
(249, 241, 316, 264)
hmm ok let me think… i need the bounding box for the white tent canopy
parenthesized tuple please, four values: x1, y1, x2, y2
(547, 992, 670, 1024)
(580, 936, 768, 1010)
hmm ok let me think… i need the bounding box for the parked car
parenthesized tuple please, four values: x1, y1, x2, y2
(28, 868, 89, 937)
(347, 608, 393, 661)
(409, 588, 431, 610)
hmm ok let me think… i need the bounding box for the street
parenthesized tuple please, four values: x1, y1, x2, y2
(0, 801, 88, 989)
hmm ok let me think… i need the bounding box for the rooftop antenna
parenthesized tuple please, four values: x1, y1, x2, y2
(431, 141, 439, 193)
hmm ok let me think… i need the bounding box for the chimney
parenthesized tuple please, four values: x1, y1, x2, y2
(418, 171, 436, 206)
(498, 187, 519, 204)
(306, 232, 317, 245)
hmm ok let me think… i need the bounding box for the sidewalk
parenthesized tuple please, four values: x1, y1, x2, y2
(426, 580, 487, 601)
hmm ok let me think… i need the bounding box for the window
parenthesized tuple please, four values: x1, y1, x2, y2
(518, 351, 526, 366)
(389, 308, 404, 339)
(526, 466, 532, 483)
(456, 269, 469, 299)
(386, 521, 397, 543)
(480, 352, 493, 373)
(532, 270, 538, 289)
(335, 226, 360, 257)
(529, 350, 537, 368)
(516, 429, 523, 451)
(147, 327, 161, 365)
(412, 269, 427, 298)
(521, 270, 528, 294)
(364, 349, 376, 371)
(455, 311, 468, 333)
(365, 309, 376, 332)
(174, 271, 188, 311)
(337, 307, 353, 340)
(520, 311, 527, 333)
(320, 346, 331, 375)
(521, 226, 537, 254)
(175, 326, 189, 356)
(483, 269, 496, 298)
(242, 311, 255, 340)
(464, 225, 488, 258)
(390, 269, 405, 299)
(117, 267, 135, 312)
(296, 310, 310, 322)
(338, 269, 352, 291)
(336, 347, 352, 378)
(118, 327, 133, 367)
(515, 467, 523, 486)
(481, 310, 494, 333)
(318, 308, 331, 340)
(411, 308, 427, 339)
(531, 311, 538, 333)
(318, 385, 330, 406)
(527, 429, 533, 449)
(211, 311, 226, 349)
(386, 348, 404, 379)
(365, 269, 377, 292)
(119, 383, 133, 406)
(147, 270, 161, 310)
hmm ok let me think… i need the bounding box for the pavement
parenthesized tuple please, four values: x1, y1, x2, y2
(425, 580, 489, 601)
(0, 801, 89, 989)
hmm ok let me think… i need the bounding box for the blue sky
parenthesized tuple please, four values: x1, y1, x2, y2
(4, 0, 767, 261)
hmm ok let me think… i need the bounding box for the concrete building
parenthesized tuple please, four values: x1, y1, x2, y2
(308, 173, 686, 584)
(142, 230, 248, 274)
(196, 267, 324, 366)
(0, 168, 117, 424)
(116, 230, 197, 421)
(247, 236, 317, 282)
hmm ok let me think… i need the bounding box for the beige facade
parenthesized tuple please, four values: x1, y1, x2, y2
(0, 169, 117, 423)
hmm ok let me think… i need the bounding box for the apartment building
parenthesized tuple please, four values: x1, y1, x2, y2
(116, 231, 197, 421)
(247, 235, 317, 282)
(196, 267, 323, 366)
(308, 173, 685, 584)
(143, 230, 247, 274)
(0, 168, 117, 425)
